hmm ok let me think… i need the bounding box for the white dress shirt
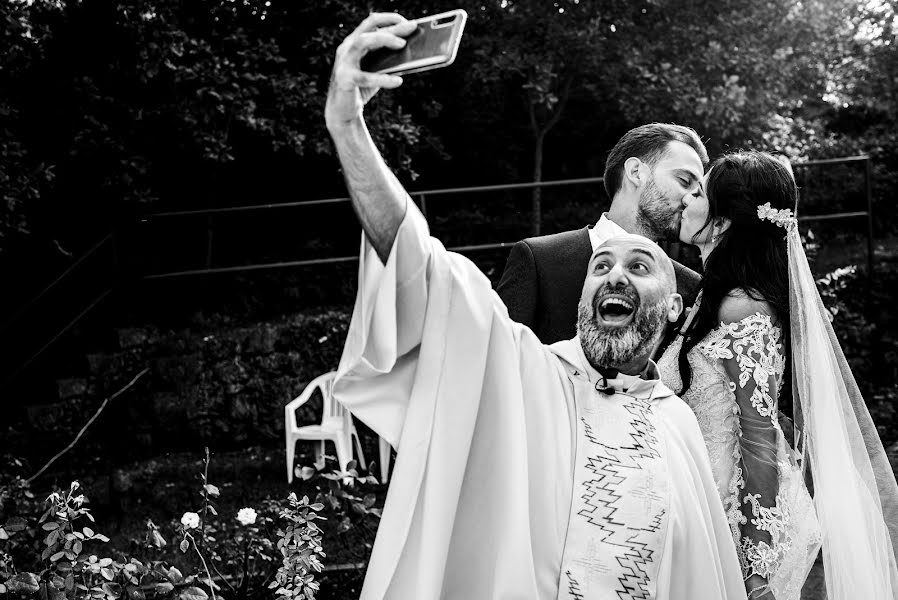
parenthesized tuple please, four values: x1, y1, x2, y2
(588, 213, 628, 252)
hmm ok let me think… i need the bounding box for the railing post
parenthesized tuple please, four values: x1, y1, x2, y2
(205, 215, 215, 269)
(418, 193, 427, 219)
(865, 157, 874, 281)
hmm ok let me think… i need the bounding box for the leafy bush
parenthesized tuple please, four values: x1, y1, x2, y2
(269, 494, 324, 600)
(0, 447, 383, 600)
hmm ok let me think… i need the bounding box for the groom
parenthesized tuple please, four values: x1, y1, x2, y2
(497, 123, 706, 347)
(326, 13, 745, 600)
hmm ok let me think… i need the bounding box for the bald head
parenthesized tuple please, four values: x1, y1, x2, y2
(592, 234, 677, 294)
(578, 233, 682, 374)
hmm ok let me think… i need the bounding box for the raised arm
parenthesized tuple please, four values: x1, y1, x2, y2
(325, 13, 417, 263)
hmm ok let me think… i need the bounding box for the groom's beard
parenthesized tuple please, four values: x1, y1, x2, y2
(577, 289, 669, 370)
(637, 177, 681, 242)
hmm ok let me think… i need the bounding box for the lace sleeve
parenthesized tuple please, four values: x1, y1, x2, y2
(703, 312, 788, 598)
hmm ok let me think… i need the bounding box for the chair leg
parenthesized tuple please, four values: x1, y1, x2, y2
(379, 437, 391, 484)
(286, 436, 295, 484)
(313, 440, 325, 470)
(352, 429, 367, 471)
(334, 436, 351, 475)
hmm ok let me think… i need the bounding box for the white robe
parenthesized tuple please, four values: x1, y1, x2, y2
(333, 203, 745, 600)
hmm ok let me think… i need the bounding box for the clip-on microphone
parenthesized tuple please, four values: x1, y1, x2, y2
(595, 367, 623, 394)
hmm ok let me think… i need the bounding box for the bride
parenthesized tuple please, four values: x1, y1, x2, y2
(657, 150, 898, 599)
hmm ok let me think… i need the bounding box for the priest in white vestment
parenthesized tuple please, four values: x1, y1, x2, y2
(324, 13, 746, 600)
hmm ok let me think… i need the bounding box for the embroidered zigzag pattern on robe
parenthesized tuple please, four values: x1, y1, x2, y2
(564, 571, 585, 600)
(559, 394, 670, 600)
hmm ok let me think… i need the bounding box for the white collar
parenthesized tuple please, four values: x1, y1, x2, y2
(549, 338, 669, 400)
(588, 213, 628, 252)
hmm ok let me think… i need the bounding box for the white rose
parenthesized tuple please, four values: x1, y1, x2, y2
(180, 512, 200, 530)
(236, 507, 257, 526)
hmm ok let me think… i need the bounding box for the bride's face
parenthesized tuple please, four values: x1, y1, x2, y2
(679, 171, 712, 245)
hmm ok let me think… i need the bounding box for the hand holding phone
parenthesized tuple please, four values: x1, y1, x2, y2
(361, 10, 467, 76)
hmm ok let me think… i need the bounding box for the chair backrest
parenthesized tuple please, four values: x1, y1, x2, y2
(285, 371, 353, 432)
(319, 374, 351, 427)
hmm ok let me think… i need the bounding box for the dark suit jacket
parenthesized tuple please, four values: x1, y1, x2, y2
(496, 227, 701, 353)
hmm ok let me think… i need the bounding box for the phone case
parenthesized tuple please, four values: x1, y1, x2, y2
(360, 10, 467, 75)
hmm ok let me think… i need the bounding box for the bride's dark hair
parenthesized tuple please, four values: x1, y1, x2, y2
(677, 150, 796, 413)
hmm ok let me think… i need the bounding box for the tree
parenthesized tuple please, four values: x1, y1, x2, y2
(0, 0, 431, 260)
(602, 0, 854, 152)
(465, 0, 637, 235)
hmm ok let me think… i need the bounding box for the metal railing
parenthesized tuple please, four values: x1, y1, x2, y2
(0, 155, 877, 391)
(141, 155, 876, 279)
(793, 156, 874, 278)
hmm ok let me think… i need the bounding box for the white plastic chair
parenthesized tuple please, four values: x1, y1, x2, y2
(285, 371, 393, 484)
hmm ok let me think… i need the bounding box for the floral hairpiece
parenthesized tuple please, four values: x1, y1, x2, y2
(757, 202, 797, 232)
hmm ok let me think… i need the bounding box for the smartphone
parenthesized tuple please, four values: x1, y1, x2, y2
(360, 10, 467, 76)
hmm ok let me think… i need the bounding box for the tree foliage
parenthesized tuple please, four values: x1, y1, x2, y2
(1, 0, 896, 262)
(462, 0, 633, 233)
(0, 0, 424, 259)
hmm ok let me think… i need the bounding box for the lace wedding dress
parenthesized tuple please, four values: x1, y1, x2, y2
(658, 298, 822, 600)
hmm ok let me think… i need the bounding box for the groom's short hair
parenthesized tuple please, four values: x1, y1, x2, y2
(603, 123, 708, 200)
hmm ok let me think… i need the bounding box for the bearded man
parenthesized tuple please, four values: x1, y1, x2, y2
(497, 123, 705, 349)
(326, 13, 745, 600)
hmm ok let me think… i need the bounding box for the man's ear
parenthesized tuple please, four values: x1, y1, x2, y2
(666, 292, 684, 323)
(623, 157, 644, 189)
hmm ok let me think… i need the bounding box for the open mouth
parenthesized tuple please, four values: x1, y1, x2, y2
(597, 294, 637, 326)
